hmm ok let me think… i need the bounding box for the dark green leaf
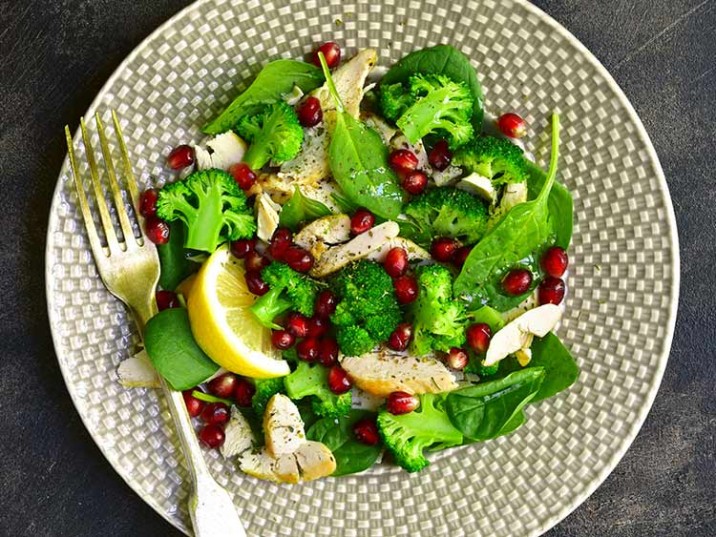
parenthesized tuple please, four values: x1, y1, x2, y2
(525, 160, 573, 248)
(278, 186, 333, 230)
(157, 222, 198, 291)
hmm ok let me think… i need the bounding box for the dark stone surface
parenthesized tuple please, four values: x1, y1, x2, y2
(0, 0, 713, 535)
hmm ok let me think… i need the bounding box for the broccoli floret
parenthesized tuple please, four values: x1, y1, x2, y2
(377, 393, 463, 472)
(251, 377, 285, 415)
(379, 82, 415, 122)
(284, 361, 352, 418)
(330, 260, 402, 356)
(156, 168, 256, 253)
(453, 135, 529, 185)
(234, 101, 303, 170)
(249, 262, 320, 329)
(464, 357, 500, 377)
(408, 264, 468, 355)
(403, 186, 489, 246)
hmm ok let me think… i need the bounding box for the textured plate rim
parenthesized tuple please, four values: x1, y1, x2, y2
(44, 0, 681, 535)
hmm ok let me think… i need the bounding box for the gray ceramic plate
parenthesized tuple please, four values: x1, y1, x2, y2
(45, 0, 679, 535)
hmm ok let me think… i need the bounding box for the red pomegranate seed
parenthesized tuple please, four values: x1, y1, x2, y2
(453, 245, 473, 268)
(466, 323, 491, 353)
(393, 275, 419, 304)
(306, 316, 329, 338)
(350, 208, 375, 235)
(233, 378, 256, 407)
(167, 144, 195, 170)
(541, 246, 569, 278)
(384, 247, 409, 278)
(428, 140, 453, 170)
(230, 238, 256, 259)
(388, 149, 419, 174)
(502, 268, 533, 296)
(200, 402, 230, 426)
(353, 417, 380, 446)
(327, 365, 352, 394)
(139, 188, 159, 217)
(145, 216, 170, 245)
(401, 171, 428, 195)
(386, 391, 419, 415)
(431, 237, 460, 262)
(284, 246, 314, 273)
(228, 162, 257, 191)
(318, 338, 340, 367)
(297, 337, 320, 362)
(271, 329, 295, 350)
(244, 250, 269, 273)
(286, 312, 310, 338)
(497, 112, 527, 139)
(268, 228, 293, 261)
(446, 347, 469, 370)
(245, 271, 269, 295)
(296, 96, 323, 127)
(207, 373, 238, 399)
(156, 290, 180, 311)
(312, 41, 341, 69)
(198, 423, 225, 449)
(314, 290, 337, 319)
(182, 390, 205, 418)
(388, 323, 413, 351)
(538, 276, 566, 305)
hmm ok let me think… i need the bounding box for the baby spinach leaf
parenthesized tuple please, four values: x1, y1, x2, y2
(157, 222, 198, 291)
(203, 60, 324, 134)
(525, 160, 573, 249)
(278, 186, 332, 230)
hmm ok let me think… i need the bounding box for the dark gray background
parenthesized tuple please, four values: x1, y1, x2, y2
(1, 0, 714, 535)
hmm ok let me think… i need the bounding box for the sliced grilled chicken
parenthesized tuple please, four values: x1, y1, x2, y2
(239, 449, 283, 483)
(273, 453, 301, 484)
(294, 441, 337, 481)
(194, 131, 247, 171)
(221, 407, 255, 458)
(255, 192, 281, 242)
(263, 393, 306, 457)
(366, 237, 431, 263)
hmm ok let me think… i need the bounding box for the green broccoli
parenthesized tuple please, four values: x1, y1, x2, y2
(408, 264, 468, 355)
(330, 260, 402, 356)
(251, 377, 285, 415)
(403, 186, 489, 247)
(377, 393, 463, 472)
(379, 74, 475, 148)
(234, 101, 303, 170)
(284, 361, 352, 418)
(453, 135, 529, 185)
(249, 262, 320, 329)
(156, 168, 256, 253)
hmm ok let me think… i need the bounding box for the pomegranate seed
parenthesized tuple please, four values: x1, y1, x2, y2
(198, 423, 225, 449)
(502, 268, 533, 296)
(538, 276, 566, 305)
(353, 417, 380, 446)
(167, 144, 195, 170)
(139, 188, 159, 217)
(466, 323, 491, 353)
(312, 41, 341, 69)
(230, 238, 256, 259)
(431, 237, 460, 262)
(284, 246, 314, 273)
(384, 247, 409, 278)
(271, 329, 295, 350)
(388, 323, 413, 351)
(388, 149, 420, 174)
(234, 378, 256, 407)
(350, 208, 375, 235)
(297, 337, 320, 362)
(245, 271, 269, 295)
(327, 365, 352, 394)
(453, 245, 473, 268)
(497, 112, 527, 139)
(318, 338, 340, 367)
(428, 140, 452, 170)
(145, 216, 170, 245)
(228, 162, 257, 190)
(541, 246, 569, 278)
(386, 391, 419, 415)
(314, 290, 337, 319)
(393, 275, 419, 304)
(244, 250, 269, 273)
(401, 171, 428, 195)
(200, 402, 230, 426)
(296, 96, 323, 127)
(182, 391, 205, 418)
(446, 347, 469, 370)
(207, 373, 238, 399)
(286, 312, 310, 338)
(156, 290, 180, 311)
(306, 316, 329, 338)
(268, 228, 293, 261)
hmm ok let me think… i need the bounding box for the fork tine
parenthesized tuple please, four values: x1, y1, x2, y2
(80, 117, 119, 251)
(65, 126, 105, 258)
(111, 110, 141, 214)
(95, 112, 137, 247)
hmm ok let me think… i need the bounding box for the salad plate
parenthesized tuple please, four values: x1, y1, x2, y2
(45, 0, 679, 535)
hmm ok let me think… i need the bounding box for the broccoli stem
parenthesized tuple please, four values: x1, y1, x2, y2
(536, 113, 560, 203)
(183, 180, 225, 252)
(249, 287, 293, 329)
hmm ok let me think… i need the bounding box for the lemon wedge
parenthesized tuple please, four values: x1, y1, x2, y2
(187, 244, 289, 378)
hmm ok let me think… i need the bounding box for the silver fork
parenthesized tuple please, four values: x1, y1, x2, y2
(65, 111, 247, 537)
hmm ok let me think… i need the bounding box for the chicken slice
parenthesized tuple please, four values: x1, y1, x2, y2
(294, 214, 351, 250)
(294, 441, 337, 481)
(366, 237, 431, 263)
(263, 394, 306, 457)
(255, 192, 281, 242)
(221, 407, 255, 458)
(194, 132, 247, 171)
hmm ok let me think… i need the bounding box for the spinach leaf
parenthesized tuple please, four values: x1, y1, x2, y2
(157, 222, 198, 291)
(380, 44, 484, 129)
(470, 305, 506, 332)
(203, 60, 324, 134)
(525, 159, 573, 249)
(445, 368, 545, 441)
(278, 186, 332, 230)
